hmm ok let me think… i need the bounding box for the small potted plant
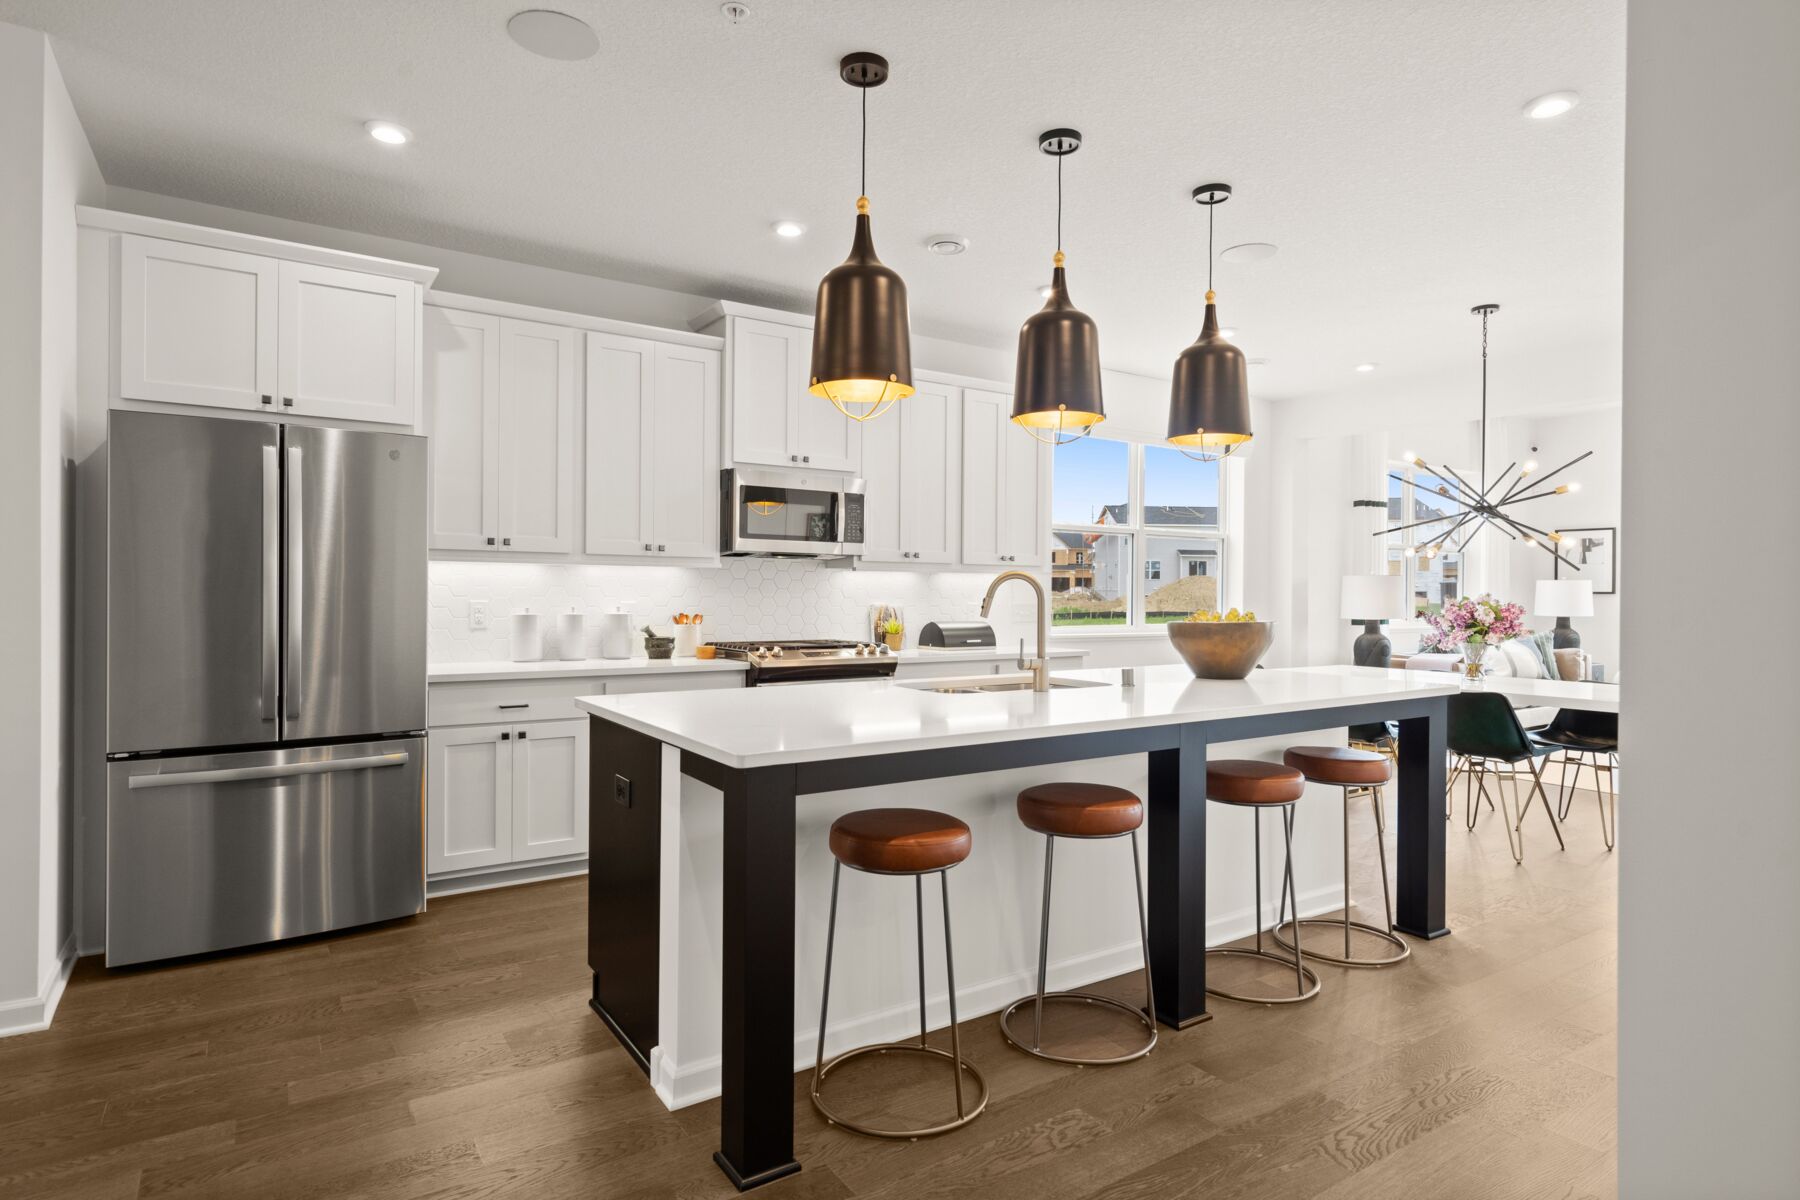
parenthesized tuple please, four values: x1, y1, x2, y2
(881, 617, 904, 652)
(1421, 594, 1526, 680)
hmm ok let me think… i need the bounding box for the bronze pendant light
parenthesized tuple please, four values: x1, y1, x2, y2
(809, 51, 914, 423)
(1167, 183, 1252, 460)
(1011, 128, 1106, 444)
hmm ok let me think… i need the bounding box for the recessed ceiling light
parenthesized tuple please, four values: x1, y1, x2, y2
(772, 220, 805, 238)
(1355, 362, 1379, 373)
(507, 9, 600, 61)
(1220, 242, 1278, 264)
(1524, 90, 1580, 119)
(365, 120, 411, 146)
(926, 235, 969, 256)
(719, 1, 750, 23)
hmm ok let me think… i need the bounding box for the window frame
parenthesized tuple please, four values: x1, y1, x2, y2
(1385, 460, 1480, 620)
(1049, 437, 1230, 629)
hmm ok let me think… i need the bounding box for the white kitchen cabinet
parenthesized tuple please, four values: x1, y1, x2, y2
(118, 235, 277, 413)
(585, 333, 721, 560)
(725, 316, 861, 473)
(117, 234, 418, 425)
(427, 725, 513, 874)
(961, 387, 1049, 568)
(499, 318, 578, 552)
(511, 718, 589, 863)
(424, 308, 501, 551)
(860, 378, 958, 565)
(276, 261, 417, 425)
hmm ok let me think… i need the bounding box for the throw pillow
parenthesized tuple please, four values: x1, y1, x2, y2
(1529, 631, 1560, 678)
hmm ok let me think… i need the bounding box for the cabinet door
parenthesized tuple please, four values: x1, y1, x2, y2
(900, 381, 958, 563)
(789, 356, 862, 474)
(510, 718, 589, 863)
(729, 317, 804, 467)
(277, 261, 417, 425)
(427, 726, 513, 874)
(1000, 406, 1050, 566)
(497, 318, 577, 553)
(960, 388, 1009, 566)
(857, 387, 907, 564)
(118, 235, 277, 412)
(584, 332, 653, 556)
(425, 307, 500, 550)
(649, 343, 721, 558)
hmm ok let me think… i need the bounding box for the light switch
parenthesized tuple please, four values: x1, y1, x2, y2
(470, 601, 491, 631)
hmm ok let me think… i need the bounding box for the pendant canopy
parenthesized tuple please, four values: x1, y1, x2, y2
(1167, 184, 1252, 459)
(1012, 129, 1105, 443)
(809, 52, 914, 423)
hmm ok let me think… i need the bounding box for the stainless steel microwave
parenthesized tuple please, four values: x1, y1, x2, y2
(720, 466, 864, 558)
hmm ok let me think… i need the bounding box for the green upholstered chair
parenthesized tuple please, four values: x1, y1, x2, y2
(1446, 692, 1566, 864)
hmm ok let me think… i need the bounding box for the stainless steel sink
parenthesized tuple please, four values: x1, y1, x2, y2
(901, 676, 1108, 695)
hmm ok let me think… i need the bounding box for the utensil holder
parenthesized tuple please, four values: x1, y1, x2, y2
(673, 625, 701, 658)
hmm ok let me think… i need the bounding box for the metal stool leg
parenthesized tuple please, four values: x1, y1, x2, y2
(1205, 802, 1321, 1004)
(1032, 836, 1054, 1050)
(813, 861, 842, 1088)
(941, 870, 965, 1119)
(1273, 782, 1410, 967)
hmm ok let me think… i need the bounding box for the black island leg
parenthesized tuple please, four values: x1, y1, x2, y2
(1147, 722, 1213, 1028)
(1394, 699, 1450, 939)
(714, 763, 802, 1191)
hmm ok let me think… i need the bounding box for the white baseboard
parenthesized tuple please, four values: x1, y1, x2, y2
(654, 882, 1345, 1109)
(426, 856, 588, 898)
(0, 935, 78, 1038)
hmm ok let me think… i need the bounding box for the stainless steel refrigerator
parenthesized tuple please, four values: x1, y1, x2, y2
(104, 410, 428, 966)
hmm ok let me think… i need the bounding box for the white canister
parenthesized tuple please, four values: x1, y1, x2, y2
(511, 610, 544, 662)
(673, 624, 701, 659)
(557, 610, 587, 660)
(598, 608, 633, 660)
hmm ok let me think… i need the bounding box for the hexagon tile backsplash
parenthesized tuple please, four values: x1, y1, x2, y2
(428, 560, 1044, 662)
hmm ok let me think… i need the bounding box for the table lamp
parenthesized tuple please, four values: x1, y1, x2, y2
(1534, 579, 1594, 650)
(1341, 574, 1410, 667)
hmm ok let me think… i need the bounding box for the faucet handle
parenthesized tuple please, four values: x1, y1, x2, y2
(1017, 637, 1028, 671)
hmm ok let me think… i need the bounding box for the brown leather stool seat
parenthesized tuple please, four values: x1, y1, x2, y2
(829, 808, 973, 875)
(1283, 745, 1392, 787)
(1206, 760, 1306, 806)
(1016, 782, 1144, 838)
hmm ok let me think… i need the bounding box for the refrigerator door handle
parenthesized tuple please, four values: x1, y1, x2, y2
(126, 751, 411, 790)
(261, 444, 279, 721)
(285, 444, 303, 720)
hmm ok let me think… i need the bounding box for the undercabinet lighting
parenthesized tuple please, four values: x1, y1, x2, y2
(365, 120, 411, 145)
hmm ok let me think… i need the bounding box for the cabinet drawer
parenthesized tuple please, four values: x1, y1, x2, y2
(429, 677, 607, 727)
(603, 672, 746, 695)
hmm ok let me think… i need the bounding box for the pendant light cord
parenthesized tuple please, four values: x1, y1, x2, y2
(860, 83, 867, 198)
(1479, 308, 1489, 494)
(1056, 151, 1063, 255)
(1207, 199, 1216, 295)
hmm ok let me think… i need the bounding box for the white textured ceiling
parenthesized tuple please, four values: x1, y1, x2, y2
(2, 0, 1624, 405)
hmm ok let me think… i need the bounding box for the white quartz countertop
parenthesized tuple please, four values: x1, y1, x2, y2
(1303, 664, 1620, 713)
(575, 665, 1458, 769)
(428, 645, 1083, 684)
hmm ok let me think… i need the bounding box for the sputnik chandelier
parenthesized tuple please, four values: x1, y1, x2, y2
(1378, 304, 1590, 571)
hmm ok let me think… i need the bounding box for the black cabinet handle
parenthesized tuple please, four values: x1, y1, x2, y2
(517, 730, 528, 739)
(500, 731, 511, 741)
(282, 397, 294, 408)
(498, 703, 529, 710)
(502, 538, 511, 546)
(260, 394, 273, 406)
(486, 537, 496, 546)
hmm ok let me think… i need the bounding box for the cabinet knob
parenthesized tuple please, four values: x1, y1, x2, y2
(260, 394, 272, 406)
(517, 730, 528, 739)
(486, 537, 496, 546)
(500, 731, 511, 741)
(502, 537, 512, 546)
(643, 543, 652, 551)
(802, 455, 811, 463)
(281, 397, 294, 408)
(657, 544, 666, 552)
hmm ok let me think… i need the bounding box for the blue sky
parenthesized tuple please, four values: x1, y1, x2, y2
(1052, 438, 1219, 525)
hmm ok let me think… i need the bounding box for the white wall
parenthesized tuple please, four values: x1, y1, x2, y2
(1620, 3, 1800, 1196)
(0, 22, 103, 1035)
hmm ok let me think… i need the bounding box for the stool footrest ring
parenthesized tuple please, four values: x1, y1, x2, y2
(1270, 916, 1411, 967)
(810, 1042, 989, 1139)
(997, 991, 1158, 1065)
(1204, 947, 1322, 1004)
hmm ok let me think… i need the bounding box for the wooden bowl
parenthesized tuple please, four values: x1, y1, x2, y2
(1166, 621, 1275, 679)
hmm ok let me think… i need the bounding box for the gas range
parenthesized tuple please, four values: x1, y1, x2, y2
(708, 639, 899, 687)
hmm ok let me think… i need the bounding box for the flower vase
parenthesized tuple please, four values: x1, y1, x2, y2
(1460, 641, 1489, 683)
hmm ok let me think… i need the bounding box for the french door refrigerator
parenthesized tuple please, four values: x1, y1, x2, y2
(105, 410, 428, 966)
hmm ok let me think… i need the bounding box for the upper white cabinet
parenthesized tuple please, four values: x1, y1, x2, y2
(719, 315, 861, 474)
(585, 333, 721, 560)
(425, 306, 576, 554)
(860, 378, 959, 565)
(961, 387, 1049, 567)
(116, 232, 420, 425)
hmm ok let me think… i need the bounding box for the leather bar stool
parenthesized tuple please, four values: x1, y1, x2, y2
(1205, 760, 1321, 1004)
(998, 783, 1157, 1066)
(812, 808, 989, 1139)
(1271, 746, 1410, 967)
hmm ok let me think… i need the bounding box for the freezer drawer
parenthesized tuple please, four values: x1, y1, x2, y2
(106, 738, 426, 966)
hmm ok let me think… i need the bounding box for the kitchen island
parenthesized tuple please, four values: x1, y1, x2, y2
(578, 664, 1458, 1190)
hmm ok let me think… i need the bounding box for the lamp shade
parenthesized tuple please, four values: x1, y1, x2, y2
(1012, 263, 1105, 434)
(809, 200, 915, 421)
(1534, 579, 1594, 618)
(1166, 297, 1251, 451)
(1341, 573, 1410, 621)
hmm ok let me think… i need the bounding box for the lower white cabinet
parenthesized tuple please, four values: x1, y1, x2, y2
(427, 717, 589, 874)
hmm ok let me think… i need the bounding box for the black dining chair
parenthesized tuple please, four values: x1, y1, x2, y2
(1447, 692, 1567, 864)
(1531, 709, 1618, 850)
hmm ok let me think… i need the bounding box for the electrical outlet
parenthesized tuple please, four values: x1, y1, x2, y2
(613, 774, 632, 808)
(470, 601, 491, 631)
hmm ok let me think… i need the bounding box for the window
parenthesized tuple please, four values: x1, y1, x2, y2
(1385, 462, 1468, 615)
(1051, 439, 1226, 626)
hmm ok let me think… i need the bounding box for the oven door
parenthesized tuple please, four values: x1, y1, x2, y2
(751, 661, 898, 686)
(723, 467, 863, 557)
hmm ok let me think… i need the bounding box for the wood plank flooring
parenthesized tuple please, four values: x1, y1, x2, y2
(0, 778, 1617, 1199)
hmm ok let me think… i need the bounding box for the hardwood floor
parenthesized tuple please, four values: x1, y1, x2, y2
(0, 779, 1617, 1199)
